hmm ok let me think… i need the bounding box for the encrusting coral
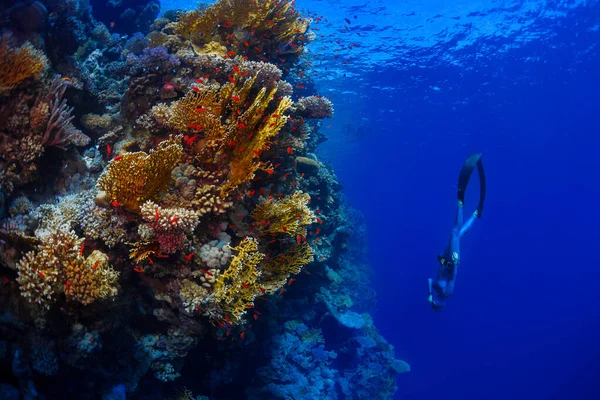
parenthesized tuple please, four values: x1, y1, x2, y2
(96, 139, 183, 212)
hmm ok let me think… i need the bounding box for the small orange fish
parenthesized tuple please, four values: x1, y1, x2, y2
(92, 260, 100, 270)
(236, 122, 246, 128)
(106, 144, 111, 158)
(266, 169, 274, 175)
(170, 216, 179, 225)
(147, 257, 154, 265)
(196, 106, 207, 112)
(282, 226, 287, 232)
(215, 67, 221, 73)
(297, 235, 302, 244)
(241, 282, 248, 289)
(155, 208, 159, 221)
(233, 65, 240, 73)
(232, 95, 241, 101)
(288, 278, 295, 285)
(317, 217, 323, 224)
(227, 51, 236, 56)
(133, 267, 144, 273)
(192, 86, 201, 93)
(111, 201, 121, 207)
(240, 331, 245, 340)
(65, 280, 70, 295)
(37, 271, 45, 279)
(248, 189, 256, 196)
(252, 149, 261, 156)
(296, 85, 305, 89)
(201, 269, 213, 276)
(79, 243, 85, 256)
(279, 287, 285, 295)
(184, 252, 194, 263)
(287, 147, 293, 154)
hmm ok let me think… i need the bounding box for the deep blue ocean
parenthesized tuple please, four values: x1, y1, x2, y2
(165, 0, 600, 398)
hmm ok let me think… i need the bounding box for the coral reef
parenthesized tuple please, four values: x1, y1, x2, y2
(0, 1, 406, 398)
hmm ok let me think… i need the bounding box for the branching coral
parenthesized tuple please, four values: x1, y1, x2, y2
(0, 34, 48, 90)
(152, 68, 292, 197)
(212, 237, 264, 324)
(259, 243, 314, 294)
(294, 96, 334, 119)
(251, 192, 316, 237)
(96, 139, 183, 212)
(174, 0, 309, 55)
(16, 227, 119, 310)
(139, 200, 199, 253)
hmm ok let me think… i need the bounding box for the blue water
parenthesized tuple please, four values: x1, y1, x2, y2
(161, 1, 600, 399)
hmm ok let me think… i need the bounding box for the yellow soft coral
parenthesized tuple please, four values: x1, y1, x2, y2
(259, 243, 313, 293)
(96, 139, 183, 212)
(251, 192, 315, 236)
(0, 34, 48, 89)
(212, 237, 264, 323)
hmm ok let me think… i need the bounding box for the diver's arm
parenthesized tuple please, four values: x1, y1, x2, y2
(427, 278, 433, 303)
(459, 210, 478, 238)
(454, 200, 464, 230)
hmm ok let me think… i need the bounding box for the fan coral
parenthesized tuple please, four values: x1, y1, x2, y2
(0, 34, 48, 90)
(96, 139, 183, 212)
(251, 192, 316, 237)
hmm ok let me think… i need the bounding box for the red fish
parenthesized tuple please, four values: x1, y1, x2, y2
(184, 252, 194, 263)
(233, 65, 240, 73)
(92, 260, 100, 270)
(227, 51, 236, 56)
(155, 208, 159, 221)
(37, 271, 45, 279)
(232, 95, 241, 101)
(192, 86, 201, 93)
(248, 189, 256, 196)
(133, 267, 144, 273)
(106, 144, 111, 158)
(236, 122, 246, 128)
(297, 235, 302, 244)
(170, 216, 178, 225)
(147, 257, 154, 265)
(79, 243, 85, 256)
(65, 280, 70, 295)
(196, 106, 207, 112)
(201, 269, 213, 276)
(111, 201, 121, 207)
(241, 282, 248, 289)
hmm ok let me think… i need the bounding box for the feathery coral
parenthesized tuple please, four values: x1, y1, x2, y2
(0, 34, 48, 89)
(259, 243, 314, 294)
(212, 237, 264, 323)
(96, 139, 183, 212)
(251, 192, 316, 237)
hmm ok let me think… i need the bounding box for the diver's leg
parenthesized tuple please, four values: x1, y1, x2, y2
(454, 200, 464, 230)
(459, 210, 478, 238)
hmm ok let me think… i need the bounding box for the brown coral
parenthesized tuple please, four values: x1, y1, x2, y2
(96, 139, 183, 212)
(0, 34, 48, 90)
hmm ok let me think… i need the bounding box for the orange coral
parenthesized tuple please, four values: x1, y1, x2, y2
(0, 34, 48, 89)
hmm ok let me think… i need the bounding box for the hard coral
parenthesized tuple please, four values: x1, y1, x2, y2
(259, 243, 313, 294)
(16, 227, 119, 310)
(251, 192, 316, 237)
(0, 34, 48, 90)
(212, 237, 265, 324)
(96, 139, 183, 212)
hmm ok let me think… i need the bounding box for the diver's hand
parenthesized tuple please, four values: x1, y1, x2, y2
(428, 294, 433, 303)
